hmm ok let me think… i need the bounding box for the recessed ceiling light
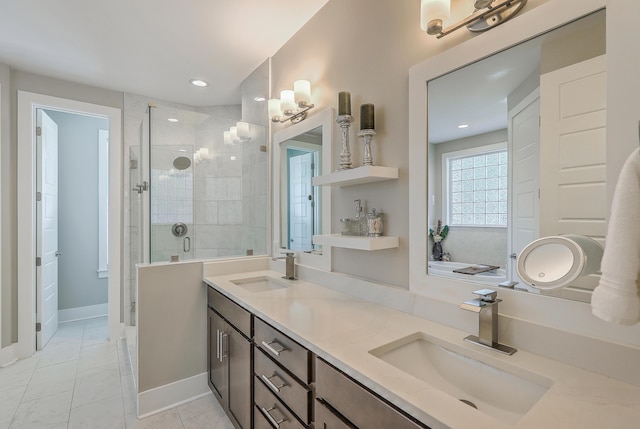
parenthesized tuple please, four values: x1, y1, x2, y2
(254, 97, 266, 102)
(190, 79, 208, 87)
(230, 156, 237, 161)
(168, 118, 179, 123)
(458, 124, 469, 129)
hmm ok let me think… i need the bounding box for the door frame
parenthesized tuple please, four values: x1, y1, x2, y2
(17, 91, 122, 357)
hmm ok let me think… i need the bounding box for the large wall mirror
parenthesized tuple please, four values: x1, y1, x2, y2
(409, 2, 608, 304)
(273, 108, 333, 271)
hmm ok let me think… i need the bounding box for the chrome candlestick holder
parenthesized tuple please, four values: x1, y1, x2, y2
(336, 114, 354, 170)
(357, 129, 376, 166)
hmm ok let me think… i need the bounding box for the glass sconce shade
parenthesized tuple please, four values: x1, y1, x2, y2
(230, 126, 238, 142)
(223, 130, 232, 146)
(268, 99, 282, 118)
(420, 0, 451, 33)
(280, 90, 296, 113)
(294, 80, 311, 106)
(236, 121, 250, 139)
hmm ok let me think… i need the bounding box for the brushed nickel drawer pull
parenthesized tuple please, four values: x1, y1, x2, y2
(215, 329, 220, 360)
(261, 405, 287, 428)
(262, 339, 288, 357)
(261, 373, 287, 393)
(220, 332, 228, 362)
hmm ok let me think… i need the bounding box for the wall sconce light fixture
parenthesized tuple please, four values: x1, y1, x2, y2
(224, 121, 252, 146)
(421, 0, 527, 39)
(269, 80, 315, 124)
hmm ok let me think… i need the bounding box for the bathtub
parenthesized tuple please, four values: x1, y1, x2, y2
(428, 260, 507, 286)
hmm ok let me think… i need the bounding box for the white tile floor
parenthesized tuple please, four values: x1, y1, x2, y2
(0, 317, 233, 429)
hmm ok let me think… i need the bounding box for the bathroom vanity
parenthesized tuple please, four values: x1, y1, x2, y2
(204, 269, 640, 429)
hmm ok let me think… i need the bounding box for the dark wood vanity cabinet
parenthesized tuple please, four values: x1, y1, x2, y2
(207, 287, 252, 429)
(253, 317, 312, 429)
(315, 357, 429, 429)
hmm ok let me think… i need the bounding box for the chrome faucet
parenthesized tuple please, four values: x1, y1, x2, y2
(460, 289, 517, 355)
(277, 252, 296, 280)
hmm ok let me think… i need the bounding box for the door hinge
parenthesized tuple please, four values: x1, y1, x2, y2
(36, 192, 42, 202)
(36, 322, 42, 332)
(36, 257, 42, 266)
(36, 126, 42, 136)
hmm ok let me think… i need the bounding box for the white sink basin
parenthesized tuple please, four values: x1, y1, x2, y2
(230, 276, 290, 293)
(369, 332, 552, 424)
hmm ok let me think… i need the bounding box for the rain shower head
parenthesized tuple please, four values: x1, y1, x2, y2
(173, 156, 192, 170)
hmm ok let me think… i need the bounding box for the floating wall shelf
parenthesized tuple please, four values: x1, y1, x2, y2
(312, 165, 398, 187)
(313, 234, 399, 251)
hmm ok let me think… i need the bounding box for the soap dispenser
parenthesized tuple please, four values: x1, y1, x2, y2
(354, 199, 367, 236)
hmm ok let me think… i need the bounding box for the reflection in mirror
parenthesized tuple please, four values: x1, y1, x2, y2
(273, 108, 333, 271)
(426, 10, 606, 302)
(280, 126, 322, 251)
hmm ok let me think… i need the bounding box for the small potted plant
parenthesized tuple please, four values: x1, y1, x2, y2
(429, 219, 449, 261)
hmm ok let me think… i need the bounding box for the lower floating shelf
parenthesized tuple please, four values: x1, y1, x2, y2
(312, 234, 399, 251)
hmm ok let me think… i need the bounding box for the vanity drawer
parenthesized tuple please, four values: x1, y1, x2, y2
(207, 286, 251, 337)
(254, 375, 305, 429)
(254, 317, 311, 384)
(315, 399, 356, 429)
(255, 347, 311, 423)
(316, 358, 426, 429)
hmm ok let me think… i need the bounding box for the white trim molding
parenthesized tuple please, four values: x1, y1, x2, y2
(58, 303, 109, 323)
(137, 372, 210, 418)
(17, 91, 122, 358)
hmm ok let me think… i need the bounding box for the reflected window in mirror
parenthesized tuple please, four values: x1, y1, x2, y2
(424, 9, 606, 302)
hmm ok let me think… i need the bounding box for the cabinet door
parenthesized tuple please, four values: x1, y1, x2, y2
(208, 308, 228, 407)
(227, 327, 252, 429)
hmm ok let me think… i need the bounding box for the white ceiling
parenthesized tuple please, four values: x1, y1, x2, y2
(0, 0, 329, 106)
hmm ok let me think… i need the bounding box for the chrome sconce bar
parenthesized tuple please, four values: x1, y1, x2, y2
(422, 0, 527, 39)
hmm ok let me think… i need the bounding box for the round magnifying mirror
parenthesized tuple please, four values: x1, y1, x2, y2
(517, 235, 603, 290)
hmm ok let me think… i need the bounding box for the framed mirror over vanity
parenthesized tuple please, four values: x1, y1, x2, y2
(409, 1, 620, 308)
(272, 108, 334, 271)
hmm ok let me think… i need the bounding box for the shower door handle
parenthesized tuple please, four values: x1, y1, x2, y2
(183, 236, 191, 253)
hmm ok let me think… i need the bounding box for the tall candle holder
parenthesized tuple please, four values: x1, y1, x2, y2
(357, 129, 376, 166)
(336, 114, 354, 170)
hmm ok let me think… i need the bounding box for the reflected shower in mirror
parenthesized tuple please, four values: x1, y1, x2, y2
(427, 10, 606, 302)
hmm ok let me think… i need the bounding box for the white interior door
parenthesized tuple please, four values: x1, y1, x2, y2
(36, 109, 59, 350)
(508, 92, 540, 289)
(288, 152, 314, 251)
(539, 55, 607, 244)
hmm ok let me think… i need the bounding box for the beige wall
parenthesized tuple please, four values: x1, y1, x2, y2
(137, 261, 206, 392)
(1, 69, 123, 347)
(270, 0, 549, 288)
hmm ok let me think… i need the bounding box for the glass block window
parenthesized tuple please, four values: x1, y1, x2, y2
(444, 146, 508, 227)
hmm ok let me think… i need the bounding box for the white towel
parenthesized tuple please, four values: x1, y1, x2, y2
(591, 148, 640, 325)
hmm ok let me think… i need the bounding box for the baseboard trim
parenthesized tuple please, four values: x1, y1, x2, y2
(137, 372, 210, 418)
(59, 303, 108, 323)
(0, 343, 18, 367)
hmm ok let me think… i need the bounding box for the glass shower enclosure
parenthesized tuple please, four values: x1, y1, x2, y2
(128, 103, 268, 322)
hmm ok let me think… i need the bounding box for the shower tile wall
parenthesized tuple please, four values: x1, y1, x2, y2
(123, 59, 269, 326)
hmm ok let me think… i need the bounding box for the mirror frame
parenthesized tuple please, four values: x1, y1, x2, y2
(409, 0, 607, 302)
(273, 108, 334, 271)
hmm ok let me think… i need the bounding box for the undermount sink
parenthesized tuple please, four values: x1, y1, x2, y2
(230, 276, 290, 293)
(369, 332, 553, 424)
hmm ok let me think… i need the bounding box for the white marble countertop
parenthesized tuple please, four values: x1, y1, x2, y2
(204, 270, 640, 429)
